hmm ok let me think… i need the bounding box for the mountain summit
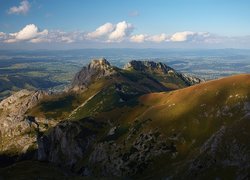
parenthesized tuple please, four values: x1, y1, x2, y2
(72, 59, 203, 91)
(71, 58, 116, 90)
(124, 60, 173, 74)
(125, 60, 203, 86)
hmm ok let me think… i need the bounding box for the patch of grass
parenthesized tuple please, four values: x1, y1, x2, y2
(73, 86, 120, 118)
(41, 95, 75, 111)
(39, 94, 78, 119)
(120, 70, 145, 82)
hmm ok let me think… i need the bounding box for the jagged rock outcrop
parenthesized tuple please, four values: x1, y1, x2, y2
(38, 117, 106, 167)
(124, 60, 174, 74)
(71, 58, 116, 91)
(0, 90, 47, 154)
(37, 117, 177, 177)
(185, 116, 250, 179)
(124, 60, 204, 86)
(71, 59, 203, 94)
(179, 73, 204, 85)
(88, 130, 177, 176)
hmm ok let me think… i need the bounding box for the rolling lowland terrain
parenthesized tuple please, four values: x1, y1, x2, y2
(0, 58, 250, 179)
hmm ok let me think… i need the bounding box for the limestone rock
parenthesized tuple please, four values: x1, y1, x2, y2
(71, 58, 116, 90)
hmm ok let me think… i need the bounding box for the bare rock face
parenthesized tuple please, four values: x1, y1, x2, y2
(71, 58, 116, 91)
(37, 117, 102, 167)
(37, 117, 177, 177)
(124, 60, 174, 75)
(179, 73, 204, 85)
(124, 60, 204, 86)
(0, 90, 47, 154)
(185, 118, 250, 180)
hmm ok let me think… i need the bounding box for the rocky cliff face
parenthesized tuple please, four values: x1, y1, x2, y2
(124, 60, 174, 74)
(71, 58, 116, 91)
(37, 117, 177, 177)
(124, 60, 204, 86)
(71, 59, 203, 93)
(0, 90, 47, 154)
(38, 118, 99, 167)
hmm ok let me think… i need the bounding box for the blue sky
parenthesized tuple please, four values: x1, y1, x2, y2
(0, 0, 250, 49)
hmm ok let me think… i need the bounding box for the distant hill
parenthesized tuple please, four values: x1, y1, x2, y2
(0, 75, 61, 100)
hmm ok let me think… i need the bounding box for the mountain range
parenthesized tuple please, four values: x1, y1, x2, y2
(0, 58, 249, 179)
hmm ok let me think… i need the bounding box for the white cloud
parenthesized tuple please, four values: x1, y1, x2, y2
(108, 21, 133, 42)
(4, 24, 48, 43)
(130, 31, 213, 43)
(29, 38, 48, 43)
(15, 24, 48, 40)
(0, 32, 7, 40)
(170, 31, 210, 42)
(86, 21, 133, 42)
(147, 33, 168, 43)
(8, 0, 30, 15)
(2, 24, 84, 44)
(54, 31, 76, 43)
(86, 23, 114, 39)
(1, 21, 248, 47)
(130, 34, 146, 43)
(45, 30, 84, 43)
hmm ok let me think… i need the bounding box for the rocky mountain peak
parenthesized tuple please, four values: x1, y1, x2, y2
(89, 58, 111, 69)
(124, 60, 203, 86)
(71, 58, 115, 90)
(124, 60, 174, 75)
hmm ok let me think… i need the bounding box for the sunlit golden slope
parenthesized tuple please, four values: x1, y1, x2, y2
(93, 74, 250, 178)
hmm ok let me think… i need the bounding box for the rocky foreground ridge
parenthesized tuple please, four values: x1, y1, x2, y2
(0, 90, 48, 154)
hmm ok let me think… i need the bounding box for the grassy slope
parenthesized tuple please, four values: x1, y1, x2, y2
(28, 79, 109, 120)
(94, 74, 250, 178)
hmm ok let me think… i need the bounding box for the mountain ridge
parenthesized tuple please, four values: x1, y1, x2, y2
(71, 58, 203, 92)
(0, 59, 249, 179)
